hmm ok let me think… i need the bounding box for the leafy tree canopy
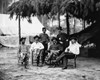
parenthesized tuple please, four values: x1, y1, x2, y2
(8, 0, 36, 21)
(8, 0, 71, 19)
(67, 0, 100, 24)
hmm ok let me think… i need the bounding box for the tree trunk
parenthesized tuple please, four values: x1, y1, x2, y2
(52, 17, 53, 27)
(18, 14, 21, 45)
(58, 12, 60, 28)
(1, 1, 3, 13)
(41, 15, 44, 25)
(73, 17, 76, 33)
(83, 19, 85, 30)
(66, 12, 70, 36)
(57, 0, 61, 28)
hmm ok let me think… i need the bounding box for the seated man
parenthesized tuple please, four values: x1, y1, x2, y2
(30, 35, 44, 66)
(54, 38, 82, 69)
(45, 37, 63, 65)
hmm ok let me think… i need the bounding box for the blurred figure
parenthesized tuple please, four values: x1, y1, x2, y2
(84, 41, 96, 48)
(57, 27, 69, 51)
(39, 27, 49, 64)
(18, 37, 30, 69)
(84, 41, 96, 57)
(30, 35, 44, 66)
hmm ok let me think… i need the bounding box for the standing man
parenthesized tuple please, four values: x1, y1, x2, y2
(39, 27, 50, 64)
(57, 27, 69, 51)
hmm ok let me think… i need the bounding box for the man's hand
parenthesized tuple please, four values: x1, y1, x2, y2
(65, 48, 70, 52)
(67, 48, 70, 52)
(59, 41, 63, 44)
(36, 49, 40, 53)
(50, 50, 60, 54)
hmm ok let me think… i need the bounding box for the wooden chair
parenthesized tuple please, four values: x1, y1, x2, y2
(66, 53, 77, 68)
(31, 49, 43, 66)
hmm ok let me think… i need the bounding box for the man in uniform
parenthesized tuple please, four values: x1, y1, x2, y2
(57, 27, 69, 51)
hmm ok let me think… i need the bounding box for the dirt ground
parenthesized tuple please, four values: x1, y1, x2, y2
(0, 47, 100, 80)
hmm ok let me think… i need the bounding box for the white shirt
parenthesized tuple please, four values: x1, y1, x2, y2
(30, 42, 44, 52)
(65, 41, 81, 55)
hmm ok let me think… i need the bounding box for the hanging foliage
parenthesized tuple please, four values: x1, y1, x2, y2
(67, 0, 100, 24)
(8, 0, 36, 22)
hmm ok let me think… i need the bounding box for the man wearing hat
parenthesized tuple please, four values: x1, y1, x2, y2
(30, 35, 44, 66)
(54, 38, 82, 69)
(45, 37, 63, 65)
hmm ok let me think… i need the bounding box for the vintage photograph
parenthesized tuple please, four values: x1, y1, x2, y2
(0, 0, 100, 80)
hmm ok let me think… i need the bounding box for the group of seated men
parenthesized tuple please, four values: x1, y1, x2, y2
(18, 27, 82, 69)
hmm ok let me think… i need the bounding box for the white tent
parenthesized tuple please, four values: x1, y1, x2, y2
(0, 14, 50, 36)
(0, 14, 50, 47)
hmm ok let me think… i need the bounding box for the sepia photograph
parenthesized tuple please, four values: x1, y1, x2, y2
(0, 0, 100, 80)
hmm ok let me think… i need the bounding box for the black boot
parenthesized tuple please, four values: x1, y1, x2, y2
(62, 66, 67, 69)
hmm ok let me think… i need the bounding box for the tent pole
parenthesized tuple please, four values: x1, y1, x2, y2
(18, 14, 21, 45)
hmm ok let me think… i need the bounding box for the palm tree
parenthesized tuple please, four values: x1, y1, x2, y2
(51, 0, 62, 28)
(69, 0, 100, 43)
(33, 0, 53, 26)
(68, 0, 98, 25)
(8, 0, 36, 44)
(8, 0, 100, 40)
(8, 0, 54, 44)
(50, 0, 77, 35)
(61, 0, 75, 35)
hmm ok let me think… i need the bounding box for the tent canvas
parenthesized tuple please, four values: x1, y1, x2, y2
(0, 14, 50, 47)
(0, 14, 50, 36)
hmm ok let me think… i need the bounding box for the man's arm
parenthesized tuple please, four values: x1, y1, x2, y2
(47, 34, 50, 42)
(57, 34, 60, 40)
(26, 45, 30, 53)
(58, 44, 63, 51)
(39, 43, 44, 50)
(29, 43, 34, 53)
(18, 45, 21, 53)
(39, 33, 42, 42)
(65, 47, 70, 52)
